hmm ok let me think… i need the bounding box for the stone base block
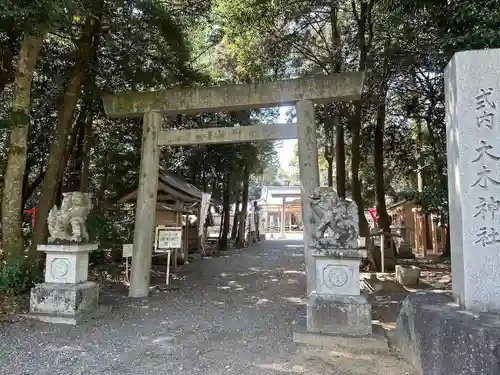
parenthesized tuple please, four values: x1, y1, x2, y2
(395, 265, 421, 287)
(30, 281, 99, 321)
(25, 305, 111, 325)
(307, 292, 372, 336)
(394, 292, 500, 375)
(294, 314, 388, 352)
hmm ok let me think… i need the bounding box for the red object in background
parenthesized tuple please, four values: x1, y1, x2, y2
(368, 208, 377, 226)
(23, 208, 37, 230)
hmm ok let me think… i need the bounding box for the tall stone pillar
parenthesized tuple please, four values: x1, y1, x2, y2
(129, 111, 161, 297)
(296, 99, 320, 295)
(445, 49, 500, 312)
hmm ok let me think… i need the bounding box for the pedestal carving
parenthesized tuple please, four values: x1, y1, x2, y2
(323, 265, 350, 288)
(51, 258, 70, 278)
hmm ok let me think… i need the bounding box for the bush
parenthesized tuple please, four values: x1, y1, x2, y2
(0, 259, 37, 296)
(86, 206, 134, 264)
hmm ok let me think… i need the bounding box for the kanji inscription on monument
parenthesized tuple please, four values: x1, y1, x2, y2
(476, 88, 496, 128)
(445, 49, 500, 312)
(469, 92, 500, 246)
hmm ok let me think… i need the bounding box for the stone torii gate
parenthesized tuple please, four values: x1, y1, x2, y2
(102, 73, 364, 298)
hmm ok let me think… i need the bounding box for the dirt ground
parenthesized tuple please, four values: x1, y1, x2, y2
(363, 257, 452, 333)
(0, 240, 419, 375)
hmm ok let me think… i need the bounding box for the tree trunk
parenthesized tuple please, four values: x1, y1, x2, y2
(22, 168, 45, 208)
(1, 32, 44, 261)
(374, 40, 391, 233)
(326, 158, 334, 187)
(324, 116, 334, 188)
(374, 99, 390, 232)
(440, 223, 450, 258)
(335, 116, 346, 198)
(218, 210, 224, 241)
(30, 12, 102, 258)
(67, 112, 87, 191)
(350, 108, 369, 238)
(80, 28, 100, 193)
(80, 111, 93, 192)
(218, 173, 231, 251)
(231, 192, 240, 241)
(236, 167, 250, 248)
(349, 0, 374, 239)
(329, 6, 346, 197)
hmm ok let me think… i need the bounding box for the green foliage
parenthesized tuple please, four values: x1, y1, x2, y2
(0, 259, 38, 296)
(0, 0, 82, 33)
(394, 0, 500, 54)
(86, 206, 134, 263)
(400, 183, 448, 217)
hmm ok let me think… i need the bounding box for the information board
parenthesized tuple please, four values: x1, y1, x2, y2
(156, 226, 183, 251)
(122, 243, 133, 258)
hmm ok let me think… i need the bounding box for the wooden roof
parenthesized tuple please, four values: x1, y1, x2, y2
(118, 171, 206, 204)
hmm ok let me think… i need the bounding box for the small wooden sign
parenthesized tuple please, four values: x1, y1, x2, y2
(122, 243, 133, 258)
(156, 226, 183, 251)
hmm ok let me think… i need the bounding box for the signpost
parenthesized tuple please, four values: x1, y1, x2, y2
(154, 226, 183, 285)
(122, 244, 133, 282)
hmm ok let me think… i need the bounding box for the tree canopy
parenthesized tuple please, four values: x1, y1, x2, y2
(0, 0, 497, 285)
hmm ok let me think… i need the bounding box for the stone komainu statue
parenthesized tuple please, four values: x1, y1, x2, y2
(47, 192, 91, 243)
(309, 187, 359, 249)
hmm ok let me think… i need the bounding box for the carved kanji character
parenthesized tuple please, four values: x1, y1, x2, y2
(475, 227, 500, 247)
(488, 197, 500, 219)
(474, 197, 488, 219)
(476, 88, 496, 110)
(471, 165, 500, 189)
(472, 140, 500, 162)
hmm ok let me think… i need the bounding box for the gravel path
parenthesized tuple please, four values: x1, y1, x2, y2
(0, 239, 415, 375)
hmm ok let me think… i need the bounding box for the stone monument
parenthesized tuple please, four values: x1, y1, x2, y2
(445, 49, 500, 312)
(306, 187, 372, 336)
(392, 49, 500, 375)
(29, 192, 103, 324)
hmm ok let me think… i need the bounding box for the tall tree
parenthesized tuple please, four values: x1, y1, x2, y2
(31, 1, 104, 257)
(2, 32, 45, 259)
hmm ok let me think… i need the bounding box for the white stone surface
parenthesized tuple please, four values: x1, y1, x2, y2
(315, 257, 362, 296)
(39, 244, 97, 284)
(30, 281, 98, 315)
(30, 244, 104, 324)
(306, 292, 372, 336)
(38, 243, 98, 253)
(37, 244, 97, 284)
(45, 253, 88, 284)
(445, 48, 500, 312)
(159, 123, 297, 146)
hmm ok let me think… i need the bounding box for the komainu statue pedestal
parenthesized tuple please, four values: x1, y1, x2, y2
(29, 244, 99, 324)
(299, 187, 376, 342)
(28, 192, 108, 324)
(307, 248, 372, 336)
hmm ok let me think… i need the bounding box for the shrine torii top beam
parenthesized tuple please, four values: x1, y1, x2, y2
(102, 72, 365, 117)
